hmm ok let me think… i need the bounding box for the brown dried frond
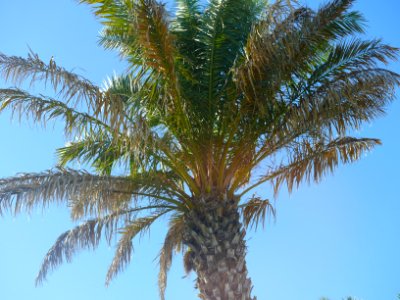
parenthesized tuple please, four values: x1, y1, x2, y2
(183, 248, 195, 275)
(136, 0, 177, 83)
(271, 137, 381, 195)
(158, 214, 184, 300)
(241, 196, 275, 230)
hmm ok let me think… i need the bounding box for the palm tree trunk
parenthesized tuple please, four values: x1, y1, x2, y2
(183, 198, 256, 300)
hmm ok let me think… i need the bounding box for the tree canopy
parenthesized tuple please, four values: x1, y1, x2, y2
(0, 0, 398, 298)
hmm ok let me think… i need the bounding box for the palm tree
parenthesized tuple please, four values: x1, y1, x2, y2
(0, 0, 398, 299)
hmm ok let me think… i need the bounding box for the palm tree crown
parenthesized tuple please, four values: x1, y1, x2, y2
(0, 0, 398, 299)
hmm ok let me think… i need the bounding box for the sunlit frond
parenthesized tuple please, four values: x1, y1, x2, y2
(0, 51, 99, 105)
(234, 0, 366, 107)
(0, 168, 132, 216)
(249, 137, 381, 196)
(0, 88, 109, 135)
(158, 214, 184, 300)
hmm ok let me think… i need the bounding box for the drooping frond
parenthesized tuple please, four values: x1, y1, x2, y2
(36, 214, 119, 285)
(36, 206, 173, 285)
(158, 214, 184, 300)
(0, 51, 99, 105)
(240, 196, 275, 230)
(0, 88, 110, 135)
(105, 211, 169, 285)
(0, 53, 148, 135)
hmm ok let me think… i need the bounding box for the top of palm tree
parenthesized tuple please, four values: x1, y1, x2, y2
(0, 0, 398, 298)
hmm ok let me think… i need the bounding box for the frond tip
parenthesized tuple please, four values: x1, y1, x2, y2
(158, 215, 184, 300)
(35, 219, 103, 285)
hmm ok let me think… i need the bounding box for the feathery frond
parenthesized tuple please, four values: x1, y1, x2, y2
(0, 168, 129, 215)
(0, 51, 99, 105)
(240, 196, 275, 230)
(0, 88, 109, 135)
(246, 137, 382, 196)
(158, 214, 184, 299)
(105, 211, 169, 285)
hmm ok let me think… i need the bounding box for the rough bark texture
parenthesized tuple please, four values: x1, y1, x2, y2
(183, 197, 256, 300)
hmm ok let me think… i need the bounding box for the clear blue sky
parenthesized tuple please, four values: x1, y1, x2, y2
(0, 1, 399, 299)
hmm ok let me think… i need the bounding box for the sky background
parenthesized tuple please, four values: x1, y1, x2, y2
(0, 0, 399, 299)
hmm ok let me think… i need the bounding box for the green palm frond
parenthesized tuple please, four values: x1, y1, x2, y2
(234, 0, 365, 106)
(308, 39, 398, 86)
(240, 196, 275, 230)
(197, 0, 263, 121)
(158, 214, 184, 300)
(172, 0, 202, 63)
(105, 211, 169, 285)
(83, 0, 178, 95)
(57, 135, 124, 176)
